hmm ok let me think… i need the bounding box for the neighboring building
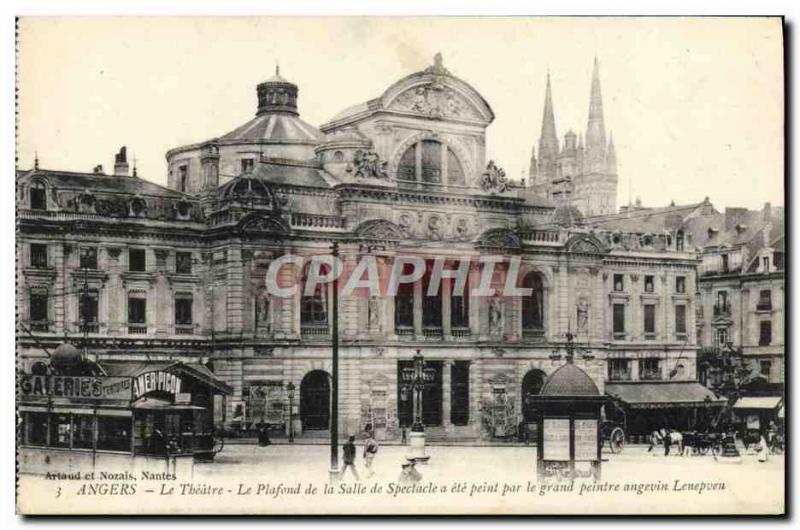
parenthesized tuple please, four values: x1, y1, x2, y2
(528, 58, 618, 217)
(17, 54, 710, 442)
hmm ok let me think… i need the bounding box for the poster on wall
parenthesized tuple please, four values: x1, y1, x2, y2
(574, 419, 598, 461)
(542, 418, 570, 461)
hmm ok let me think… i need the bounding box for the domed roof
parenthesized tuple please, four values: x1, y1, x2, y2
(540, 363, 600, 397)
(217, 67, 324, 145)
(51, 343, 83, 367)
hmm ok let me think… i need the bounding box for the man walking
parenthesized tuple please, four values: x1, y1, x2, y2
(363, 431, 379, 478)
(340, 435, 360, 481)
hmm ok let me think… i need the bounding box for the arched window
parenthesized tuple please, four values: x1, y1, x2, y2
(521, 272, 545, 334)
(30, 181, 47, 210)
(301, 262, 329, 330)
(396, 139, 465, 185)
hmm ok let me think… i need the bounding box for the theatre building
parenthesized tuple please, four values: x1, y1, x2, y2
(17, 54, 711, 443)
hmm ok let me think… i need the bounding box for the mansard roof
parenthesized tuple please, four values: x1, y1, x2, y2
(18, 168, 187, 199)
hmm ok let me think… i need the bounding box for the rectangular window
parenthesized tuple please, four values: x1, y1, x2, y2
(613, 303, 625, 337)
(175, 252, 193, 274)
(129, 248, 146, 272)
(762, 256, 770, 272)
(241, 158, 255, 174)
(450, 274, 469, 331)
(722, 254, 729, 272)
(29, 289, 48, 325)
(80, 247, 98, 269)
(128, 296, 146, 324)
(24, 412, 48, 446)
(675, 305, 687, 336)
(640, 358, 662, 381)
(608, 359, 631, 381)
(760, 360, 772, 379)
(676, 276, 686, 293)
(79, 289, 99, 331)
(450, 361, 470, 426)
(175, 294, 193, 325)
(757, 290, 772, 311)
(643, 304, 656, 337)
(613, 274, 624, 292)
(422, 263, 442, 329)
(30, 243, 47, 268)
(644, 275, 654, 293)
(72, 415, 95, 449)
(715, 291, 729, 316)
(48, 413, 71, 448)
(179, 165, 188, 192)
(97, 416, 132, 452)
(759, 320, 772, 346)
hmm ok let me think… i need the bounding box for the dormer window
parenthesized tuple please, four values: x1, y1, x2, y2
(762, 256, 770, 272)
(30, 182, 46, 210)
(241, 158, 255, 174)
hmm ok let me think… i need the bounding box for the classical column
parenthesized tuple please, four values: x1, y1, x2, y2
(442, 360, 452, 430)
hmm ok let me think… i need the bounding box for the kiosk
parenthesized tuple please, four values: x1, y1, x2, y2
(531, 361, 604, 481)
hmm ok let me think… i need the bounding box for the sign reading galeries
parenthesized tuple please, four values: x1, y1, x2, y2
(18, 375, 132, 401)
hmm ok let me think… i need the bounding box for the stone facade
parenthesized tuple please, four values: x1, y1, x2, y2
(17, 54, 700, 441)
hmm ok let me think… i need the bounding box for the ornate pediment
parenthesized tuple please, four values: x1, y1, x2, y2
(566, 234, 606, 255)
(239, 214, 288, 234)
(476, 228, 521, 249)
(354, 219, 404, 240)
(389, 83, 482, 121)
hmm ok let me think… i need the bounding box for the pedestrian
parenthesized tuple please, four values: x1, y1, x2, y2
(757, 434, 769, 463)
(257, 423, 271, 447)
(398, 461, 422, 484)
(663, 428, 672, 456)
(647, 429, 662, 453)
(363, 431, 379, 478)
(150, 428, 166, 456)
(340, 435, 360, 481)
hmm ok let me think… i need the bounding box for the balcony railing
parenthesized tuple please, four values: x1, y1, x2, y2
(756, 302, 772, 312)
(608, 371, 632, 381)
(174, 324, 195, 335)
(713, 302, 731, 317)
(127, 324, 148, 335)
(28, 320, 50, 332)
(422, 327, 443, 339)
(640, 369, 663, 381)
(612, 332, 626, 341)
(451, 327, 471, 338)
(79, 323, 100, 333)
(301, 324, 329, 338)
(522, 328, 545, 340)
(395, 326, 414, 337)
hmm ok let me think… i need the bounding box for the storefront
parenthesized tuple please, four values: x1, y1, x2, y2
(605, 381, 727, 440)
(18, 360, 232, 475)
(732, 396, 783, 437)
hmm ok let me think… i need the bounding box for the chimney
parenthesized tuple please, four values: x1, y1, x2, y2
(93, 164, 104, 174)
(114, 146, 130, 176)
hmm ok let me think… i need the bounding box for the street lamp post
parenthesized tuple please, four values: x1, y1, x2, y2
(407, 349, 430, 463)
(329, 242, 340, 481)
(286, 382, 295, 443)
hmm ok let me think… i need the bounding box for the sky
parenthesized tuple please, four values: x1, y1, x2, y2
(16, 17, 784, 210)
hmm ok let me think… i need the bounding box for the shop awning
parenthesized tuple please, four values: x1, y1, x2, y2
(732, 396, 783, 410)
(132, 397, 205, 411)
(778, 406, 785, 419)
(605, 382, 727, 409)
(100, 361, 233, 395)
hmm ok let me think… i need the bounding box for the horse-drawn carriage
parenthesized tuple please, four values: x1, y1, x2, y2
(601, 421, 626, 454)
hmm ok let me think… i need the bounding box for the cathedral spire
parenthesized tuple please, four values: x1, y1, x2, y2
(606, 131, 617, 172)
(537, 71, 559, 179)
(585, 56, 607, 169)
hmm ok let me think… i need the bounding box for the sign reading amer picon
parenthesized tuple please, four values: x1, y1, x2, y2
(133, 371, 182, 400)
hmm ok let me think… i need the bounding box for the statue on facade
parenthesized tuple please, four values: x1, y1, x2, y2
(354, 150, 389, 180)
(480, 160, 509, 193)
(489, 295, 504, 337)
(368, 296, 380, 331)
(576, 298, 589, 332)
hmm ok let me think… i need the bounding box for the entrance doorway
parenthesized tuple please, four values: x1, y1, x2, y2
(300, 370, 330, 430)
(521, 369, 547, 422)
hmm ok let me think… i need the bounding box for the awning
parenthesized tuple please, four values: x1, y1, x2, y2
(100, 361, 233, 395)
(132, 397, 205, 411)
(605, 382, 727, 409)
(778, 406, 785, 419)
(732, 396, 783, 410)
